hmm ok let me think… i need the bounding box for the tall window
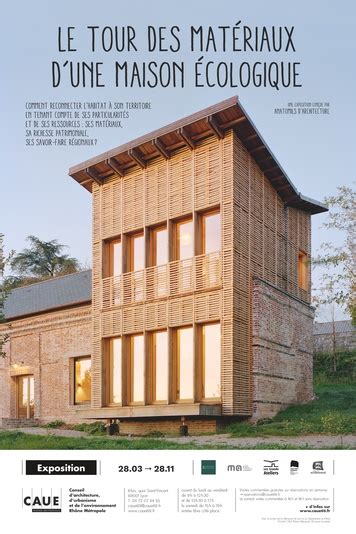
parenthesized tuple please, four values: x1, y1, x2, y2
(109, 338, 122, 404)
(128, 334, 145, 404)
(109, 239, 122, 276)
(151, 225, 168, 266)
(201, 323, 221, 400)
(151, 330, 168, 403)
(74, 357, 91, 404)
(198, 210, 221, 288)
(149, 226, 168, 298)
(202, 210, 221, 254)
(127, 232, 145, 302)
(17, 375, 34, 419)
(175, 218, 194, 260)
(105, 239, 122, 306)
(298, 250, 308, 290)
(175, 327, 194, 401)
(173, 218, 194, 293)
(129, 232, 145, 272)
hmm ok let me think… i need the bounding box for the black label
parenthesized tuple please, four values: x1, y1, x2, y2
(25, 460, 97, 475)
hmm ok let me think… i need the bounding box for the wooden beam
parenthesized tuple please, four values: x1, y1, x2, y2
(263, 164, 280, 173)
(128, 148, 146, 169)
(75, 403, 221, 418)
(250, 145, 266, 155)
(80, 178, 93, 186)
(177, 127, 195, 150)
(152, 138, 170, 160)
(278, 183, 294, 192)
(245, 133, 259, 142)
(206, 115, 224, 139)
(220, 115, 247, 129)
(85, 167, 102, 185)
(257, 155, 274, 164)
(106, 157, 124, 177)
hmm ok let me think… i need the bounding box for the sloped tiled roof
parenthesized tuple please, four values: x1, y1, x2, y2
(313, 320, 354, 335)
(3, 270, 92, 320)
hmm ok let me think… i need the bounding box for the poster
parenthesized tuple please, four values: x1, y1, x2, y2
(0, 1, 355, 532)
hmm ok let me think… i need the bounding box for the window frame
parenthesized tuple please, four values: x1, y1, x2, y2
(103, 237, 122, 278)
(173, 217, 194, 261)
(200, 207, 221, 255)
(106, 337, 123, 406)
(128, 231, 145, 273)
(148, 224, 168, 267)
(73, 356, 92, 405)
(127, 334, 145, 406)
(298, 249, 309, 291)
(150, 330, 169, 405)
(199, 321, 221, 402)
(174, 325, 194, 403)
(16, 374, 34, 419)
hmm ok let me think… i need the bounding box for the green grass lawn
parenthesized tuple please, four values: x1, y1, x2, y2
(228, 383, 356, 436)
(0, 431, 352, 450)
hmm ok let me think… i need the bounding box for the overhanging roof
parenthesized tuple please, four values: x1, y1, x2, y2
(69, 96, 327, 215)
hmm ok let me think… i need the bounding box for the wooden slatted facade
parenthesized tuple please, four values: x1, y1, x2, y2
(69, 96, 326, 422)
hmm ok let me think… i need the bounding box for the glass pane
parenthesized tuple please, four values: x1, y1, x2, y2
(131, 335, 144, 403)
(204, 212, 221, 254)
(18, 377, 28, 419)
(154, 227, 168, 266)
(177, 327, 194, 400)
(203, 324, 221, 399)
(17, 376, 35, 419)
(298, 251, 308, 289)
(75, 358, 91, 403)
(133, 234, 145, 271)
(29, 376, 34, 418)
(177, 220, 193, 260)
(110, 338, 122, 404)
(154, 331, 168, 402)
(112, 241, 122, 276)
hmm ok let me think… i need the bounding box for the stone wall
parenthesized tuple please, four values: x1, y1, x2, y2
(251, 278, 314, 420)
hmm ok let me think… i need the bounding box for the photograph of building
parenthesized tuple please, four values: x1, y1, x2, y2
(0, 96, 327, 435)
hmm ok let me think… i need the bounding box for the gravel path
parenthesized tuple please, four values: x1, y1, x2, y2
(2, 427, 356, 448)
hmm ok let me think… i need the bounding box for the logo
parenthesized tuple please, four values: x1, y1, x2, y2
(263, 459, 279, 475)
(227, 464, 252, 472)
(290, 460, 299, 475)
(311, 461, 326, 474)
(201, 460, 216, 475)
(25, 460, 97, 475)
(23, 489, 62, 513)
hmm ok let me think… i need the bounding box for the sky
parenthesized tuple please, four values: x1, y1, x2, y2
(1, 0, 355, 319)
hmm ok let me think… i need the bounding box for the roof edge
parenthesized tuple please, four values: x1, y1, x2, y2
(68, 96, 327, 215)
(4, 299, 92, 322)
(5, 269, 92, 294)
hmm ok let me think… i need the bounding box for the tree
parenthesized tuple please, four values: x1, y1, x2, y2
(313, 185, 355, 323)
(9, 235, 81, 283)
(0, 233, 9, 357)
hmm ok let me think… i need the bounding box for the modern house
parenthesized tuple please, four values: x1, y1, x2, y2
(0, 96, 327, 434)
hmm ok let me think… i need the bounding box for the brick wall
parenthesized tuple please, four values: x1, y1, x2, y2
(251, 278, 314, 420)
(0, 305, 92, 424)
(0, 278, 316, 429)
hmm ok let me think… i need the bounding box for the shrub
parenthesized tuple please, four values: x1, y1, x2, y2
(314, 350, 356, 383)
(43, 420, 65, 429)
(72, 422, 106, 435)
